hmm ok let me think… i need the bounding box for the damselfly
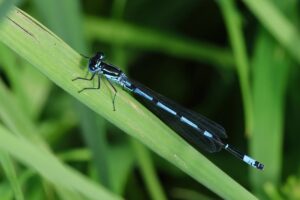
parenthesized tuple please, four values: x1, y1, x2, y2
(73, 52, 264, 170)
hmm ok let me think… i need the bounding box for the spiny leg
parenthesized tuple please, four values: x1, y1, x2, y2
(77, 74, 101, 93)
(72, 72, 96, 82)
(105, 77, 118, 111)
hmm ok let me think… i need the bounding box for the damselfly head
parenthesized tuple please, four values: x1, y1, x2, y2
(88, 52, 105, 73)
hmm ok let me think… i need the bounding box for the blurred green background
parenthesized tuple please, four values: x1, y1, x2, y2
(0, 0, 299, 199)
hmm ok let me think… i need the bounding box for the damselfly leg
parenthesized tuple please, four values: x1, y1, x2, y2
(72, 73, 117, 111)
(72, 73, 101, 93)
(72, 72, 96, 82)
(105, 77, 118, 111)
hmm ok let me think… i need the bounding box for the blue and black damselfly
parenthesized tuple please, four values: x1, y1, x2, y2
(73, 52, 264, 170)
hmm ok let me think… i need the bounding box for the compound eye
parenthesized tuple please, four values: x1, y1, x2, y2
(96, 52, 105, 60)
(89, 66, 95, 72)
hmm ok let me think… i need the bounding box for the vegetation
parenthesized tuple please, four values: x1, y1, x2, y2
(0, 0, 299, 199)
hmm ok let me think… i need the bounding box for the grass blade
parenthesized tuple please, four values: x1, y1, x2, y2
(131, 140, 167, 200)
(243, 0, 300, 64)
(251, 29, 289, 196)
(0, 153, 24, 200)
(218, 0, 253, 134)
(0, 0, 19, 21)
(0, 124, 121, 200)
(85, 17, 234, 69)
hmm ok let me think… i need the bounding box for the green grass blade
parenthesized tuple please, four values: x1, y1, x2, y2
(0, 0, 19, 21)
(0, 74, 114, 199)
(31, 0, 86, 51)
(0, 124, 122, 200)
(131, 140, 167, 200)
(60, 146, 135, 195)
(251, 29, 289, 196)
(0, 43, 51, 120)
(0, 153, 24, 200)
(85, 17, 234, 69)
(0, 8, 121, 198)
(80, 113, 111, 187)
(32, 0, 112, 189)
(171, 187, 215, 200)
(218, 0, 253, 135)
(243, 0, 300, 64)
(0, 181, 14, 199)
(0, 80, 46, 146)
(0, 7, 259, 199)
(107, 144, 135, 194)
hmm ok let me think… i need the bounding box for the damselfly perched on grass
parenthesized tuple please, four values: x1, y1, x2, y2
(73, 52, 264, 170)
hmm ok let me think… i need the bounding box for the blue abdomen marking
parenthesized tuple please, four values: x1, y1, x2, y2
(204, 130, 213, 138)
(134, 88, 153, 101)
(156, 102, 177, 115)
(180, 116, 198, 129)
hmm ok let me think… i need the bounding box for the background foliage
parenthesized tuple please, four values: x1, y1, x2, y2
(0, 0, 299, 199)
